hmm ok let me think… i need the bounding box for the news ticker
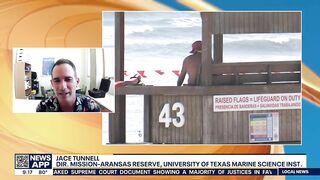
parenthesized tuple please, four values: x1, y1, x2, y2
(14, 154, 320, 176)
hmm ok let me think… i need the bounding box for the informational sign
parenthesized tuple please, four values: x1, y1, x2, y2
(213, 93, 301, 112)
(249, 113, 279, 143)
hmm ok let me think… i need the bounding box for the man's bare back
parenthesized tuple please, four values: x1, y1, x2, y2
(177, 52, 201, 86)
(177, 40, 202, 86)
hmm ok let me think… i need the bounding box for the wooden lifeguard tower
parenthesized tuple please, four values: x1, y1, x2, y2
(109, 12, 301, 144)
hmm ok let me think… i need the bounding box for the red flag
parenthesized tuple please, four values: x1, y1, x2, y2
(137, 70, 147, 78)
(172, 70, 180, 76)
(155, 70, 164, 75)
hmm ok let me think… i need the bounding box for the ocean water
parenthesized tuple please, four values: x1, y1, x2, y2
(102, 12, 301, 143)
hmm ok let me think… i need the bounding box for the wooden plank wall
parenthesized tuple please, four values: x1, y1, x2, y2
(209, 61, 301, 85)
(151, 95, 203, 144)
(151, 95, 301, 144)
(203, 107, 301, 144)
(204, 93, 301, 144)
(204, 12, 301, 34)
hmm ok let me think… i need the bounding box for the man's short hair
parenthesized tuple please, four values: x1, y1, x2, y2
(51, 59, 77, 78)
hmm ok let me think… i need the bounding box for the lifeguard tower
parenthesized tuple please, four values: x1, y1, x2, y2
(109, 12, 301, 144)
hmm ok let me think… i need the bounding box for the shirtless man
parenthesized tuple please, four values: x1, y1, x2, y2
(177, 40, 202, 86)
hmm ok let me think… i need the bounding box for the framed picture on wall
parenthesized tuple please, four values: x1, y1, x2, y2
(42, 57, 54, 76)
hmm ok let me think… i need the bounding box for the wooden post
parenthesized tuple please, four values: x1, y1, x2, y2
(201, 12, 211, 144)
(144, 95, 151, 143)
(109, 12, 126, 143)
(267, 64, 272, 84)
(200, 12, 212, 86)
(213, 34, 223, 64)
(115, 12, 125, 83)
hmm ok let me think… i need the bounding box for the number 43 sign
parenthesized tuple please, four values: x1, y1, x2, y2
(158, 102, 185, 128)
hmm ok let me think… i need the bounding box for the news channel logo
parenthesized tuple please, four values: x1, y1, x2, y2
(15, 154, 52, 169)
